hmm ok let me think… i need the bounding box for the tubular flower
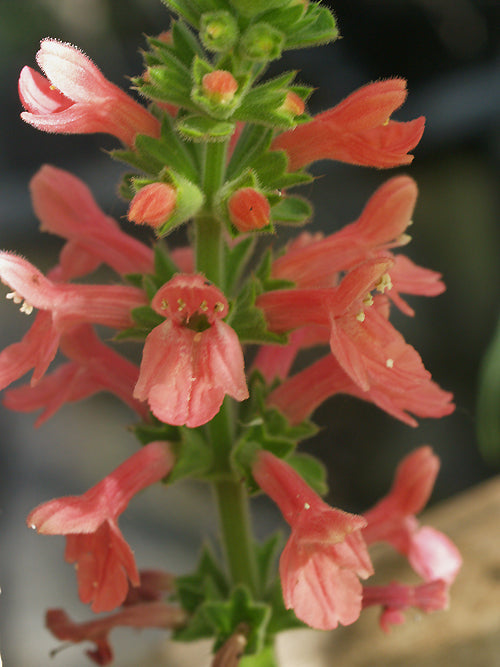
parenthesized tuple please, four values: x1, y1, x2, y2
(46, 602, 187, 666)
(271, 78, 425, 170)
(134, 274, 248, 427)
(363, 447, 462, 585)
(27, 442, 176, 613)
(362, 579, 449, 633)
(3, 324, 147, 425)
(252, 450, 373, 630)
(30, 166, 154, 275)
(19, 39, 160, 146)
(0, 252, 145, 389)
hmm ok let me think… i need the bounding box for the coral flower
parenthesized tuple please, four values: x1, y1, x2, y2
(252, 450, 373, 630)
(363, 447, 462, 584)
(19, 39, 160, 146)
(272, 78, 425, 169)
(134, 274, 248, 427)
(30, 165, 154, 275)
(27, 442, 175, 613)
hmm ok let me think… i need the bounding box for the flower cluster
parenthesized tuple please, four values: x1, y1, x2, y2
(3, 1, 461, 664)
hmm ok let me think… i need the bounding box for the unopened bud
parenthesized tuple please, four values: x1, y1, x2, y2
(240, 23, 284, 61)
(128, 182, 177, 229)
(228, 188, 270, 232)
(202, 70, 238, 105)
(200, 11, 239, 52)
(282, 91, 305, 116)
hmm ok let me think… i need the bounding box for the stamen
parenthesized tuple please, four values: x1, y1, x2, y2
(396, 233, 412, 246)
(363, 293, 374, 308)
(356, 311, 366, 322)
(214, 302, 225, 313)
(304, 502, 310, 510)
(160, 299, 169, 310)
(177, 298, 186, 311)
(386, 358, 394, 368)
(199, 300, 208, 312)
(20, 301, 34, 315)
(6, 291, 23, 304)
(375, 273, 393, 293)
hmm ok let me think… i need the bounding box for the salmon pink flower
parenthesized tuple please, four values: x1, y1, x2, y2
(0, 253, 145, 389)
(362, 579, 449, 633)
(3, 324, 147, 425)
(46, 602, 186, 665)
(252, 450, 373, 630)
(30, 166, 154, 275)
(272, 78, 425, 170)
(19, 39, 160, 146)
(363, 447, 462, 584)
(134, 274, 248, 427)
(27, 442, 175, 613)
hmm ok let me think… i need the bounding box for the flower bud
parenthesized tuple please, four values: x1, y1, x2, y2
(202, 70, 239, 105)
(128, 182, 177, 229)
(240, 23, 284, 61)
(282, 91, 306, 116)
(228, 188, 271, 232)
(200, 11, 239, 52)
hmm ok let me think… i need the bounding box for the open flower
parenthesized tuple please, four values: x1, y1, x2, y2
(27, 442, 175, 613)
(272, 78, 425, 169)
(363, 447, 462, 584)
(30, 165, 154, 275)
(0, 252, 145, 389)
(134, 274, 248, 427)
(19, 39, 160, 146)
(46, 602, 186, 666)
(252, 450, 373, 629)
(3, 324, 147, 425)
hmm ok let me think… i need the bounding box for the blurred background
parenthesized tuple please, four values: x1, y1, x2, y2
(0, 0, 498, 665)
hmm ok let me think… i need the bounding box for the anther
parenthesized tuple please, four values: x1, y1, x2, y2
(199, 300, 208, 312)
(386, 358, 394, 368)
(160, 299, 169, 310)
(177, 298, 186, 311)
(356, 311, 365, 322)
(375, 273, 392, 293)
(214, 302, 225, 313)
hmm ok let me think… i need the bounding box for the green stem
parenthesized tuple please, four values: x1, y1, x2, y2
(214, 476, 258, 594)
(194, 140, 228, 287)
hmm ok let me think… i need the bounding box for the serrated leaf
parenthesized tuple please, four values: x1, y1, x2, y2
(254, 534, 283, 595)
(132, 418, 181, 445)
(161, 0, 201, 28)
(229, 278, 288, 345)
(167, 428, 213, 483)
(177, 114, 236, 142)
(110, 146, 164, 175)
(285, 4, 339, 49)
(171, 20, 204, 68)
(226, 124, 273, 180)
(225, 236, 256, 296)
(272, 196, 312, 224)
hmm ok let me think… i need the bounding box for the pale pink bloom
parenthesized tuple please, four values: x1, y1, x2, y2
(46, 602, 186, 665)
(30, 166, 154, 275)
(28, 442, 175, 613)
(134, 274, 248, 427)
(362, 579, 449, 632)
(202, 70, 239, 103)
(253, 451, 373, 630)
(3, 324, 147, 425)
(19, 39, 160, 146)
(272, 78, 425, 170)
(363, 447, 462, 584)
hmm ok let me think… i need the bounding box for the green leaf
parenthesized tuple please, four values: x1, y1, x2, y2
(271, 196, 312, 224)
(167, 428, 214, 483)
(226, 124, 273, 180)
(171, 20, 205, 67)
(130, 305, 164, 329)
(154, 243, 182, 284)
(229, 278, 288, 345)
(477, 314, 500, 465)
(134, 116, 198, 182)
(285, 4, 339, 49)
(203, 585, 271, 654)
(177, 114, 236, 142)
(161, 0, 201, 28)
(132, 418, 181, 446)
(254, 534, 283, 595)
(287, 452, 328, 496)
(225, 236, 256, 296)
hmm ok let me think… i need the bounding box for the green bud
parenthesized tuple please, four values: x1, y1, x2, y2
(200, 11, 239, 52)
(240, 23, 285, 62)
